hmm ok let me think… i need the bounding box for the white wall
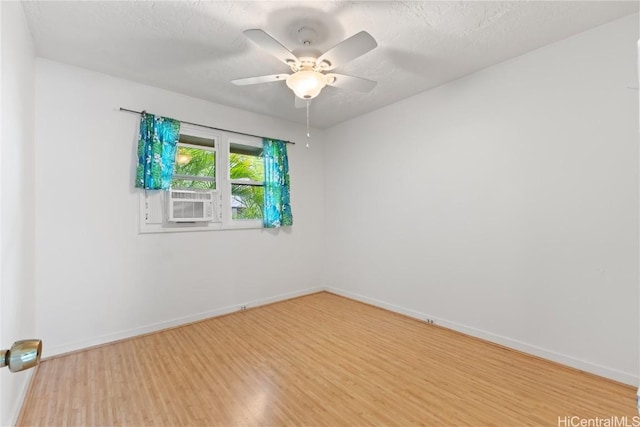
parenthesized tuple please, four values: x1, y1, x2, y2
(324, 14, 639, 385)
(34, 59, 325, 357)
(0, 2, 36, 425)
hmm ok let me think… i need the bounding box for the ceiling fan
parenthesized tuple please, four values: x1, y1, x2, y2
(231, 28, 378, 102)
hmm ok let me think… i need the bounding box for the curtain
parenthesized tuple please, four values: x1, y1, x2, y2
(263, 138, 293, 228)
(135, 112, 181, 190)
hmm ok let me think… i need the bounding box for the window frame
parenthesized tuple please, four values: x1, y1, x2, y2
(221, 136, 264, 230)
(139, 124, 265, 233)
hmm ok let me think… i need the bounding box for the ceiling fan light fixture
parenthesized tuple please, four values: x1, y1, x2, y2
(286, 70, 327, 100)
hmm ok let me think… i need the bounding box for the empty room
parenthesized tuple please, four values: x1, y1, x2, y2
(1, 1, 639, 426)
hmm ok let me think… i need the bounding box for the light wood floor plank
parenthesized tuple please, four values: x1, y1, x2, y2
(18, 292, 637, 426)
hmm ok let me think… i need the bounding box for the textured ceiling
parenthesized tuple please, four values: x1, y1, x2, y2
(22, 1, 639, 129)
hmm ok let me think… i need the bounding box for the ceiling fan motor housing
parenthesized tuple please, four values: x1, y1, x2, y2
(288, 57, 329, 73)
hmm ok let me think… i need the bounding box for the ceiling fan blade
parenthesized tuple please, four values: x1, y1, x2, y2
(316, 31, 377, 71)
(231, 74, 289, 86)
(243, 29, 299, 66)
(326, 73, 377, 93)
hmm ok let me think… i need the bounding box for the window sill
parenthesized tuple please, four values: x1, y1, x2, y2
(139, 220, 263, 234)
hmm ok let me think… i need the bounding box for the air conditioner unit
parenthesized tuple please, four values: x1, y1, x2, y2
(167, 189, 219, 222)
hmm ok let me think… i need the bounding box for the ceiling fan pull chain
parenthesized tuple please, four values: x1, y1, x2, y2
(306, 100, 311, 148)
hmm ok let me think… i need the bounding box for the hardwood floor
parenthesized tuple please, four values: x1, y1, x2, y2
(18, 292, 636, 426)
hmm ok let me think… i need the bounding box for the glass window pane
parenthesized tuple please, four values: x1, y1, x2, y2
(230, 144, 263, 182)
(231, 184, 263, 220)
(175, 147, 215, 179)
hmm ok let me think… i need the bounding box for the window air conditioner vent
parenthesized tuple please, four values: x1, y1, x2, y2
(168, 189, 219, 222)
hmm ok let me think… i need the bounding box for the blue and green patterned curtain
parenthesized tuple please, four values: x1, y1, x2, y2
(135, 112, 181, 190)
(263, 138, 293, 228)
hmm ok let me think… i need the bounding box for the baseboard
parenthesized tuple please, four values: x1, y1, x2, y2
(42, 285, 638, 386)
(7, 368, 34, 427)
(326, 286, 638, 387)
(44, 286, 324, 358)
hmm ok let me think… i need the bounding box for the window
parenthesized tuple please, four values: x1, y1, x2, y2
(172, 134, 216, 190)
(230, 143, 263, 221)
(140, 124, 265, 233)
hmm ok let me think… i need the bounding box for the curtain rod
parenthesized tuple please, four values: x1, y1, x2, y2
(119, 108, 295, 145)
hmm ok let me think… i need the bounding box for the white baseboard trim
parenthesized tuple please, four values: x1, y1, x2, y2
(44, 286, 324, 358)
(42, 285, 637, 386)
(8, 368, 34, 426)
(326, 286, 638, 387)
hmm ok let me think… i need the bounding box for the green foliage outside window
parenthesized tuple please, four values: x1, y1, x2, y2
(171, 144, 265, 220)
(230, 151, 264, 220)
(172, 146, 216, 189)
